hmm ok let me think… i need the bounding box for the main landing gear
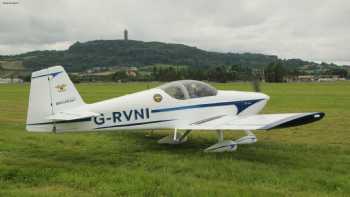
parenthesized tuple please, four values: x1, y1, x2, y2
(158, 129, 257, 152)
(204, 130, 257, 152)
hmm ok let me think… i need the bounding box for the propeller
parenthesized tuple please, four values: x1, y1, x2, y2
(252, 77, 261, 92)
(251, 69, 262, 92)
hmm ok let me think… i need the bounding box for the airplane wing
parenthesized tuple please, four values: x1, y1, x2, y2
(47, 110, 99, 121)
(181, 112, 325, 131)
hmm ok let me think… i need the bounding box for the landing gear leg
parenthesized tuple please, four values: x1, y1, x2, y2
(158, 129, 191, 144)
(217, 130, 224, 142)
(145, 129, 154, 137)
(178, 130, 191, 142)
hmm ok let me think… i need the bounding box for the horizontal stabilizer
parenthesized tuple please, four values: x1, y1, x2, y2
(47, 111, 99, 121)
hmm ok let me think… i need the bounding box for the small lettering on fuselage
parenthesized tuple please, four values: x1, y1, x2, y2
(56, 97, 76, 106)
(94, 108, 150, 125)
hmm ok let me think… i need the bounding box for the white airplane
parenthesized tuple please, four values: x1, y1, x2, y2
(26, 66, 325, 152)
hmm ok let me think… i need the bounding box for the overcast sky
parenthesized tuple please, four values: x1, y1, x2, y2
(1, 0, 350, 65)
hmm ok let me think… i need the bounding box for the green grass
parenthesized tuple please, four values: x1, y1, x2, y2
(0, 82, 349, 196)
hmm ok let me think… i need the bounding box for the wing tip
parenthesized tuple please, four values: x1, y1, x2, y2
(265, 112, 325, 130)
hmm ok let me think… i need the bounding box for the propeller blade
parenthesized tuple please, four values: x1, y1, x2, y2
(252, 79, 261, 92)
(251, 69, 262, 92)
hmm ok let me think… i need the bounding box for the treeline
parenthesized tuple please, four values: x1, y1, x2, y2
(150, 65, 252, 82)
(149, 62, 290, 82)
(70, 62, 341, 83)
(71, 65, 252, 83)
(114, 62, 348, 83)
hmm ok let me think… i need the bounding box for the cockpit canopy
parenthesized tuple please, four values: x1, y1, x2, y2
(159, 80, 218, 100)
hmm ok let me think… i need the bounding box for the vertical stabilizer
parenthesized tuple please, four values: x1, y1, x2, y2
(26, 65, 85, 132)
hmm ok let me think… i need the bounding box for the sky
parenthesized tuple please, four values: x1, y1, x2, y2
(1, 0, 350, 65)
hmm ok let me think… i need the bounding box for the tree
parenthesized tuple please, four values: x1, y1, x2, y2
(207, 66, 229, 83)
(265, 61, 286, 82)
(113, 70, 128, 82)
(324, 68, 348, 78)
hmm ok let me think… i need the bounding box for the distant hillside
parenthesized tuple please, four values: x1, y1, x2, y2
(0, 39, 338, 72)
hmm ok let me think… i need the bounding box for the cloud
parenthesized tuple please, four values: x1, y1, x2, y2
(0, 0, 350, 64)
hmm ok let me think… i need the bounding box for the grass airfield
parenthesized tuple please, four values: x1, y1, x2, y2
(0, 82, 349, 196)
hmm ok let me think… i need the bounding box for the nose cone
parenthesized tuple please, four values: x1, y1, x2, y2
(256, 92, 270, 100)
(237, 92, 269, 115)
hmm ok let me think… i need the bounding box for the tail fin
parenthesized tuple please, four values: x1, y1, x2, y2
(26, 65, 85, 132)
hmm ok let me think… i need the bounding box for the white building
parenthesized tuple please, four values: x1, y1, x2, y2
(0, 78, 23, 84)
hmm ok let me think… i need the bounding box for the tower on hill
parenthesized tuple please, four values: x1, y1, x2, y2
(124, 29, 128, 41)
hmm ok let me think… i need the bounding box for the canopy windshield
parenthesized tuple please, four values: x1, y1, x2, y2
(159, 80, 217, 100)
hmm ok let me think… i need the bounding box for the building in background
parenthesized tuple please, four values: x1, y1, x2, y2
(0, 78, 23, 84)
(124, 29, 128, 41)
(296, 75, 346, 82)
(126, 67, 137, 77)
(297, 75, 315, 82)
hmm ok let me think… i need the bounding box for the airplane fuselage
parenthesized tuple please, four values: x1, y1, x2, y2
(49, 88, 269, 132)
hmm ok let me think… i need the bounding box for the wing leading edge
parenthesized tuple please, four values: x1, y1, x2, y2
(181, 112, 325, 131)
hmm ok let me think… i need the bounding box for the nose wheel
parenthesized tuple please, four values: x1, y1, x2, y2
(204, 130, 257, 152)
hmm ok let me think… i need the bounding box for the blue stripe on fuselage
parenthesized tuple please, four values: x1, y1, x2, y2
(95, 119, 175, 130)
(151, 99, 264, 115)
